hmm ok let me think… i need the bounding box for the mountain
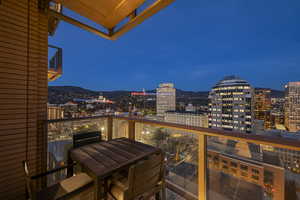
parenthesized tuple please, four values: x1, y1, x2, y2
(270, 89, 285, 98)
(48, 86, 99, 104)
(255, 88, 285, 98)
(48, 86, 284, 105)
(48, 86, 210, 104)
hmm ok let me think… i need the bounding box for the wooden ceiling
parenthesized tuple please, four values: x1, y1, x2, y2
(54, 0, 146, 29)
(51, 0, 175, 40)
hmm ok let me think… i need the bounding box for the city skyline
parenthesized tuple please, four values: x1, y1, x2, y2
(49, 79, 287, 92)
(49, 0, 300, 91)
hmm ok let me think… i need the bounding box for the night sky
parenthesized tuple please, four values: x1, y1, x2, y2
(49, 0, 300, 91)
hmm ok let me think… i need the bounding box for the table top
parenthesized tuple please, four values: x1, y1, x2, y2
(70, 138, 161, 179)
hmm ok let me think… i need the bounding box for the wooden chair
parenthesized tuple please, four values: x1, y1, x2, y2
(67, 131, 102, 177)
(23, 161, 94, 200)
(108, 152, 166, 200)
(73, 131, 102, 148)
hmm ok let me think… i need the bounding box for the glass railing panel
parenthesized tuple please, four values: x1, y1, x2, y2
(206, 135, 300, 200)
(166, 189, 187, 200)
(112, 119, 129, 139)
(47, 117, 107, 185)
(135, 122, 199, 198)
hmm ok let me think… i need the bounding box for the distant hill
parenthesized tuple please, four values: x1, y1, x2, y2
(270, 89, 285, 98)
(48, 86, 209, 105)
(255, 88, 285, 98)
(48, 86, 99, 104)
(48, 86, 284, 105)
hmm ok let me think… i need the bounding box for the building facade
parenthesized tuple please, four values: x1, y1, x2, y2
(207, 150, 285, 200)
(209, 76, 253, 133)
(253, 88, 273, 129)
(48, 104, 64, 120)
(156, 83, 176, 116)
(164, 111, 209, 128)
(185, 103, 196, 112)
(284, 82, 300, 132)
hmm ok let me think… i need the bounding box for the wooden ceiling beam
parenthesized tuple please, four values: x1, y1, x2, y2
(49, 0, 175, 40)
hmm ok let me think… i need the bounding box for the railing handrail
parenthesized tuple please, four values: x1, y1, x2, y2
(47, 115, 300, 151)
(47, 115, 109, 123)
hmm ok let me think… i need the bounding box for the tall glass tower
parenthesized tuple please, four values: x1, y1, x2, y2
(209, 76, 253, 133)
(284, 82, 300, 132)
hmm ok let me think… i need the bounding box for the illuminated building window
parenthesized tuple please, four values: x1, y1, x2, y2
(231, 162, 238, 168)
(240, 165, 248, 171)
(252, 175, 259, 181)
(241, 172, 248, 177)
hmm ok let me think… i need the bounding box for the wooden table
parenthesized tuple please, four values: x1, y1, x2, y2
(69, 138, 162, 200)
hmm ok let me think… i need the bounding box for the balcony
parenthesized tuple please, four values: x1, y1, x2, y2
(48, 45, 63, 82)
(47, 115, 300, 200)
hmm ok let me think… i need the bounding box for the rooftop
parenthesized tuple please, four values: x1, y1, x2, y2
(214, 76, 251, 88)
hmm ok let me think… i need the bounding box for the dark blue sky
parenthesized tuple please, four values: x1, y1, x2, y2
(49, 0, 300, 91)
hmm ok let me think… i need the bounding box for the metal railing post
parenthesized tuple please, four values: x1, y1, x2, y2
(199, 134, 207, 200)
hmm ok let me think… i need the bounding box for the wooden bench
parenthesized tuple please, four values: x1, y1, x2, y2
(23, 161, 94, 200)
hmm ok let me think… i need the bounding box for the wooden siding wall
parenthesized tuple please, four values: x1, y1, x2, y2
(0, 0, 48, 199)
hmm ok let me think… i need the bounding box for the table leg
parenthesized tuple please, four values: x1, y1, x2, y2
(95, 178, 108, 200)
(104, 179, 108, 200)
(67, 152, 73, 178)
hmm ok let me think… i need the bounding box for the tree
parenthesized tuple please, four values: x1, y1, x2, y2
(151, 128, 170, 148)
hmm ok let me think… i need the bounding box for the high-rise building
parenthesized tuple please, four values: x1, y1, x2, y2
(156, 83, 176, 116)
(253, 88, 273, 129)
(209, 76, 253, 133)
(284, 82, 300, 132)
(271, 97, 285, 128)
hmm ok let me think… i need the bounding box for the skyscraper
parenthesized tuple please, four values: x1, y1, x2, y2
(284, 82, 300, 132)
(209, 76, 253, 133)
(253, 88, 273, 129)
(156, 83, 176, 116)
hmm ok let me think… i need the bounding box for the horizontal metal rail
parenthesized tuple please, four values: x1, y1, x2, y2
(48, 115, 300, 151)
(166, 180, 198, 200)
(47, 115, 108, 123)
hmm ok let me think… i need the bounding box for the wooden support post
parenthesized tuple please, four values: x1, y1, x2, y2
(128, 120, 136, 140)
(198, 135, 207, 200)
(107, 117, 113, 141)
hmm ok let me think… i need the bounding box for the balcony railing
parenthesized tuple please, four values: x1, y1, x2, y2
(47, 115, 300, 200)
